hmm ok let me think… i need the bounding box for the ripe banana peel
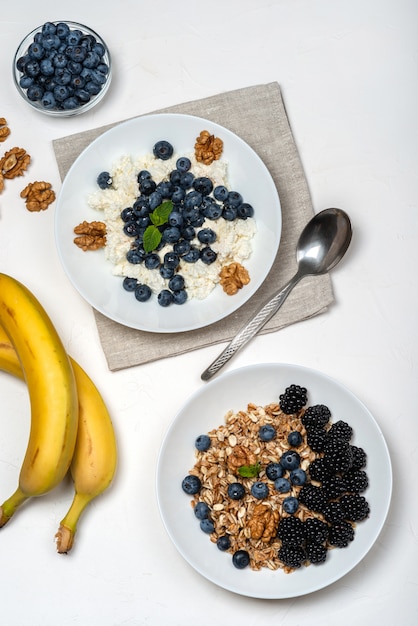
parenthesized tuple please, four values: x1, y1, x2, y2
(0, 273, 78, 525)
(0, 274, 117, 552)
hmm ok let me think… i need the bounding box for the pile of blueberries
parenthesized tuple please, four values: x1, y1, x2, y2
(15, 21, 110, 111)
(99, 140, 255, 307)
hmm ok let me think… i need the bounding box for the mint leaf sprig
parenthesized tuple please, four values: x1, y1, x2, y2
(142, 200, 173, 252)
(238, 462, 261, 478)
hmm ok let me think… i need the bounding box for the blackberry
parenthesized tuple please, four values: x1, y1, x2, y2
(323, 438, 353, 473)
(322, 501, 345, 523)
(301, 404, 331, 430)
(299, 484, 327, 512)
(343, 469, 369, 494)
(328, 520, 355, 548)
(350, 445, 367, 470)
(306, 541, 328, 564)
(276, 516, 305, 545)
(278, 544, 306, 569)
(308, 457, 332, 482)
(306, 428, 327, 452)
(327, 420, 353, 443)
(279, 384, 308, 414)
(340, 494, 370, 522)
(304, 517, 329, 543)
(322, 476, 347, 500)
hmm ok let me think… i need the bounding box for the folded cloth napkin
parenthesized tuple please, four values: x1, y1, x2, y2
(53, 82, 334, 371)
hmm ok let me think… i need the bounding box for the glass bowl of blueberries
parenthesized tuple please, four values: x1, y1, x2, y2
(13, 20, 112, 116)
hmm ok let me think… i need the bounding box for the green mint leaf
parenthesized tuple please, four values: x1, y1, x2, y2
(143, 225, 162, 253)
(150, 200, 173, 227)
(238, 462, 261, 478)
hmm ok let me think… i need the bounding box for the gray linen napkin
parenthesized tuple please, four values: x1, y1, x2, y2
(53, 82, 334, 371)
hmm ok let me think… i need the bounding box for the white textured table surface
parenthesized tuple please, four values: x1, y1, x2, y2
(0, 1, 416, 625)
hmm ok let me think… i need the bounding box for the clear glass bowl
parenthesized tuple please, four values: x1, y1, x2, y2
(13, 21, 112, 117)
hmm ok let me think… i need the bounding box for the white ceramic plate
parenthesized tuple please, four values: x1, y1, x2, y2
(156, 363, 392, 599)
(54, 113, 281, 332)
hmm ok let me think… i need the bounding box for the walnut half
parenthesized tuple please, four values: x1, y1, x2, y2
(248, 504, 280, 542)
(74, 220, 107, 251)
(194, 130, 223, 165)
(0, 118, 11, 143)
(219, 262, 250, 295)
(20, 181, 55, 212)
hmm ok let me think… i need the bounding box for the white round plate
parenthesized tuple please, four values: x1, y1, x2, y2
(156, 363, 392, 599)
(54, 113, 281, 332)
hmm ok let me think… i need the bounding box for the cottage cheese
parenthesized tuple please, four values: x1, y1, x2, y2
(87, 152, 256, 300)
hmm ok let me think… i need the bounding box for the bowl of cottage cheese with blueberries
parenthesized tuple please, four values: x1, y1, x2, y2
(55, 114, 282, 332)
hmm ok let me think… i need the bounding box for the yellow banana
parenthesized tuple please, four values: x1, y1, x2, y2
(0, 273, 78, 526)
(0, 324, 117, 553)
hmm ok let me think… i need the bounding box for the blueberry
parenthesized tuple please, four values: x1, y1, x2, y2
(222, 207, 238, 221)
(280, 450, 301, 471)
(217, 535, 231, 551)
(56, 23, 70, 39)
(213, 185, 229, 201)
(183, 247, 200, 263)
(173, 290, 187, 305)
(144, 253, 160, 270)
(182, 475, 201, 495)
(237, 203, 254, 219)
(197, 228, 217, 245)
(24, 60, 40, 77)
(85, 81, 101, 96)
(194, 502, 210, 520)
(226, 191, 243, 208)
(200, 518, 215, 534)
(265, 462, 283, 481)
(173, 240, 191, 256)
(287, 431, 303, 447)
(134, 284, 152, 302)
(232, 550, 250, 569)
(19, 75, 34, 89)
(258, 424, 276, 442)
(251, 481, 269, 500)
(163, 251, 180, 269)
(200, 247, 217, 265)
(39, 58, 55, 76)
(41, 91, 56, 109)
(158, 289, 173, 307)
(83, 50, 100, 69)
(126, 249, 143, 264)
(63, 96, 79, 110)
(227, 483, 245, 500)
(176, 156, 191, 172)
(123, 222, 141, 237)
(184, 190, 203, 210)
(169, 169, 182, 185)
(202, 202, 223, 220)
(168, 274, 185, 292)
(26, 84, 43, 101)
(162, 226, 181, 244)
(159, 266, 175, 279)
(193, 176, 213, 195)
(168, 211, 184, 228)
(171, 186, 185, 203)
(274, 477, 291, 493)
(156, 180, 173, 198)
(28, 42, 45, 60)
(290, 468, 307, 486)
(195, 434, 211, 451)
(179, 172, 195, 189)
(52, 53, 67, 69)
(283, 496, 299, 514)
(138, 169, 151, 181)
(181, 225, 196, 241)
(153, 140, 174, 160)
(122, 277, 137, 292)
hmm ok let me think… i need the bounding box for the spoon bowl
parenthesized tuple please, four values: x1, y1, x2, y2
(201, 208, 352, 381)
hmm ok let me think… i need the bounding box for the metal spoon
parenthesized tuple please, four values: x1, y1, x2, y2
(201, 208, 352, 381)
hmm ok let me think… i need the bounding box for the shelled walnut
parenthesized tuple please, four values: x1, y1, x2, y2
(248, 504, 280, 542)
(219, 262, 250, 295)
(74, 220, 107, 251)
(20, 181, 56, 212)
(226, 444, 257, 473)
(0, 118, 11, 142)
(194, 130, 223, 165)
(0, 147, 30, 179)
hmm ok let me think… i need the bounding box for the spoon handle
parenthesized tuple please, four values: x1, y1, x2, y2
(201, 273, 302, 381)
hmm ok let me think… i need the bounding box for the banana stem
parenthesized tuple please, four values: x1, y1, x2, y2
(55, 492, 92, 553)
(0, 488, 29, 527)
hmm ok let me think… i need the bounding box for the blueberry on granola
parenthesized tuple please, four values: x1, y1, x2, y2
(232, 550, 250, 569)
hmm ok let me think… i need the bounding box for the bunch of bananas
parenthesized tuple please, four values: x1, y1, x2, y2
(0, 272, 117, 553)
